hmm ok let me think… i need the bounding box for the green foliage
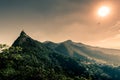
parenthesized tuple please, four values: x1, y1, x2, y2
(0, 43, 112, 80)
(1, 67, 15, 76)
(0, 44, 8, 49)
(0, 31, 120, 80)
(0, 43, 90, 80)
(0, 44, 8, 52)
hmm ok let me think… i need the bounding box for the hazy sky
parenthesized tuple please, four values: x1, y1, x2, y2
(0, 0, 120, 49)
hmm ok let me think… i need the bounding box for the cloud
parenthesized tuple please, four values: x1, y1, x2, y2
(110, 21, 120, 31)
(89, 21, 120, 49)
(100, 21, 120, 41)
(0, 0, 120, 48)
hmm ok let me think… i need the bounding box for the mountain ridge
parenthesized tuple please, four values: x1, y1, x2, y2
(12, 31, 120, 66)
(7, 31, 120, 80)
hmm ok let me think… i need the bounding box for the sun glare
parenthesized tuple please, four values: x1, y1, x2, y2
(98, 6, 110, 17)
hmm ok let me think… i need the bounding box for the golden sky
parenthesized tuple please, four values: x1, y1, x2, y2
(0, 0, 120, 49)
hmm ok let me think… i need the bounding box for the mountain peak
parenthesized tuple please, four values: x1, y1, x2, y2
(12, 31, 31, 46)
(19, 30, 30, 38)
(64, 40, 73, 44)
(20, 30, 27, 36)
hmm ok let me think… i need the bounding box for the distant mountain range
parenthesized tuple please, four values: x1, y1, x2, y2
(3, 30, 119, 80)
(44, 39, 120, 66)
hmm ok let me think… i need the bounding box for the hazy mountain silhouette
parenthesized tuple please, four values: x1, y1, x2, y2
(44, 39, 120, 65)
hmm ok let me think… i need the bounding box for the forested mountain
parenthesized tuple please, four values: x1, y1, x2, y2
(0, 31, 120, 80)
(44, 40, 120, 65)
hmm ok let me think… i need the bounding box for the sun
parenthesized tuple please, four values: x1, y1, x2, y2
(98, 6, 110, 17)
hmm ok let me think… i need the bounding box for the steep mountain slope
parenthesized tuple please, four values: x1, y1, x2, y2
(13, 31, 50, 52)
(44, 40, 120, 65)
(1, 31, 119, 80)
(11, 31, 87, 80)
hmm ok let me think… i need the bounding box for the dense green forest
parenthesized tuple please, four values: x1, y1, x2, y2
(0, 45, 90, 80)
(0, 31, 120, 80)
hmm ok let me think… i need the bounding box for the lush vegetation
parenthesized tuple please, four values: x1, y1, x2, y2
(0, 31, 120, 80)
(0, 44, 90, 80)
(0, 45, 119, 80)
